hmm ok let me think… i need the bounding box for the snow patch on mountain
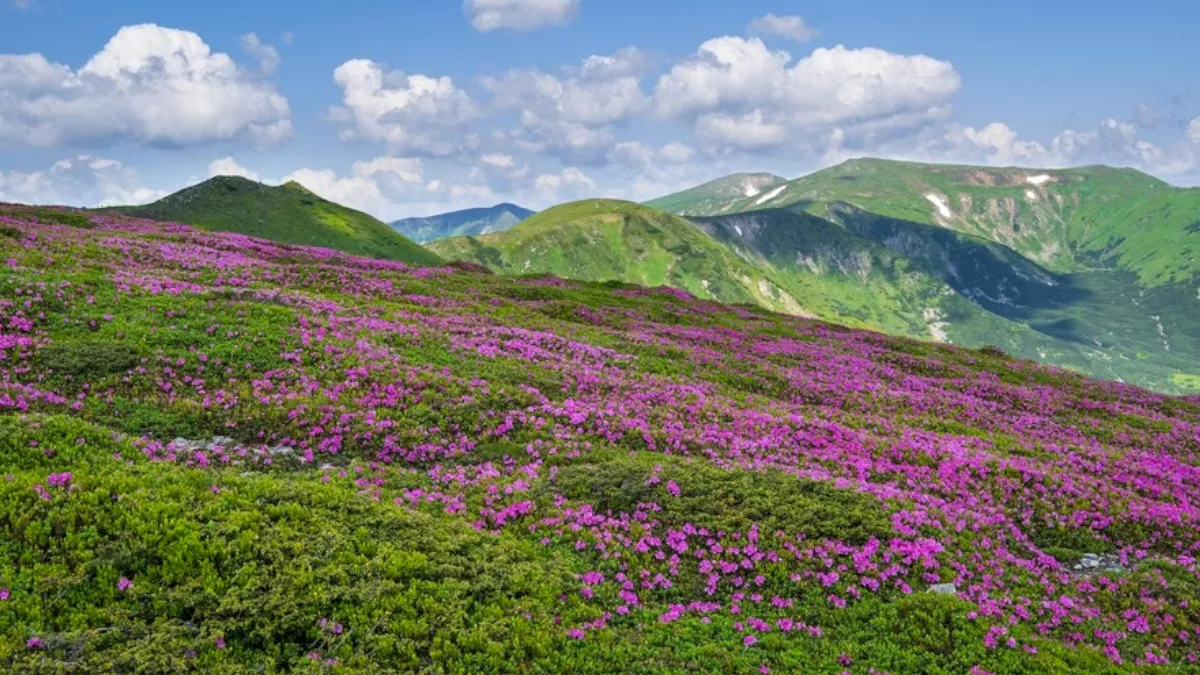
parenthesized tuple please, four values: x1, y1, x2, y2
(923, 307, 951, 343)
(1026, 175, 1052, 185)
(755, 185, 787, 206)
(924, 193, 952, 218)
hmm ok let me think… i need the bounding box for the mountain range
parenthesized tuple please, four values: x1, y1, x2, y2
(96, 160, 1199, 394)
(391, 203, 535, 243)
(105, 176, 442, 266)
(434, 159, 1200, 394)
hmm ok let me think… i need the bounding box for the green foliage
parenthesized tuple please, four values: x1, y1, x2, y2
(0, 459, 587, 673)
(34, 342, 142, 380)
(0, 208, 95, 229)
(104, 176, 442, 266)
(548, 452, 893, 543)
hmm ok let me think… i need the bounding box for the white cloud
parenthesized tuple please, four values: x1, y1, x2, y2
(283, 157, 427, 214)
(330, 59, 479, 156)
(947, 122, 1053, 166)
(534, 166, 595, 201)
(696, 110, 788, 149)
(0, 154, 165, 207)
(1189, 116, 1200, 144)
(748, 14, 817, 43)
(464, 0, 581, 32)
(0, 24, 292, 148)
(654, 38, 960, 153)
(207, 157, 261, 181)
(481, 153, 517, 169)
(239, 33, 281, 74)
(901, 118, 1195, 177)
(483, 48, 650, 162)
(658, 142, 695, 164)
(10, 0, 34, 9)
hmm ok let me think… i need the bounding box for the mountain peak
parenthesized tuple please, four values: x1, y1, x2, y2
(645, 173, 788, 216)
(391, 202, 537, 244)
(102, 177, 441, 266)
(197, 175, 270, 191)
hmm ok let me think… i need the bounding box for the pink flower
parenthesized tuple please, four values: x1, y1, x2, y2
(118, 577, 133, 592)
(743, 635, 758, 647)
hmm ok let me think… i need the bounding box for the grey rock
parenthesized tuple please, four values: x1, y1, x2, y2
(929, 583, 957, 595)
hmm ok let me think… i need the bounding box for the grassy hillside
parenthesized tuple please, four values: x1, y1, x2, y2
(429, 199, 813, 315)
(693, 207, 1200, 393)
(682, 158, 1199, 288)
(392, 203, 535, 243)
(1, 206, 1199, 673)
(641, 161, 1200, 393)
(107, 176, 443, 266)
(645, 172, 787, 216)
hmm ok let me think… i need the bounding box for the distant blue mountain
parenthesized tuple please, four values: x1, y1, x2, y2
(392, 203, 535, 243)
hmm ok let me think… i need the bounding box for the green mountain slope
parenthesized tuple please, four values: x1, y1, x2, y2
(427, 199, 811, 315)
(645, 172, 786, 216)
(392, 203, 535, 243)
(107, 176, 443, 266)
(687, 158, 1199, 287)
(704, 207, 1200, 392)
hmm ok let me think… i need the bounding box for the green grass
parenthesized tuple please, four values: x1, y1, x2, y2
(670, 158, 1200, 288)
(645, 173, 786, 216)
(429, 199, 810, 316)
(103, 176, 442, 266)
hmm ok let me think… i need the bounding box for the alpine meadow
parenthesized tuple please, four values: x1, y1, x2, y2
(2, 1, 1200, 674)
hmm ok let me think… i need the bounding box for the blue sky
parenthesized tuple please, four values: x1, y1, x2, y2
(1, 0, 1198, 219)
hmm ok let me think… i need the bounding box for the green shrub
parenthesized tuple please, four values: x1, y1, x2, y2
(35, 342, 142, 380)
(547, 452, 893, 542)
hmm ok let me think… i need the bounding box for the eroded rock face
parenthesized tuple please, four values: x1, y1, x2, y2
(1071, 553, 1130, 575)
(162, 437, 301, 466)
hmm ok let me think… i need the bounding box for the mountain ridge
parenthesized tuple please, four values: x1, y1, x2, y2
(433, 162, 1198, 393)
(104, 175, 442, 266)
(392, 202, 535, 243)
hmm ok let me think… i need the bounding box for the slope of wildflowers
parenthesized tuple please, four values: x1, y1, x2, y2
(1, 204, 1199, 674)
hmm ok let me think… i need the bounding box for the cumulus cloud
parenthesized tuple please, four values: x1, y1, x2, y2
(0, 154, 165, 207)
(696, 110, 788, 149)
(281, 157, 430, 216)
(207, 157, 261, 181)
(239, 33, 281, 74)
(658, 142, 695, 164)
(534, 167, 595, 201)
(808, 114, 1200, 184)
(748, 14, 817, 43)
(330, 59, 479, 156)
(483, 48, 651, 162)
(0, 24, 292, 148)
(654, 38, 960, 153)
(902, 118, 1196, 177)
(464, 0, 580, 32)
(1189, 117, 1200, 143)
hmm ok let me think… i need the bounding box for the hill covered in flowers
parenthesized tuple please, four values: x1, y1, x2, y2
(1, 204, 1199, 673)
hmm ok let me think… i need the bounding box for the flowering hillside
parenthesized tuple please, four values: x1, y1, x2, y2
(1, 205, 1199, 674)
